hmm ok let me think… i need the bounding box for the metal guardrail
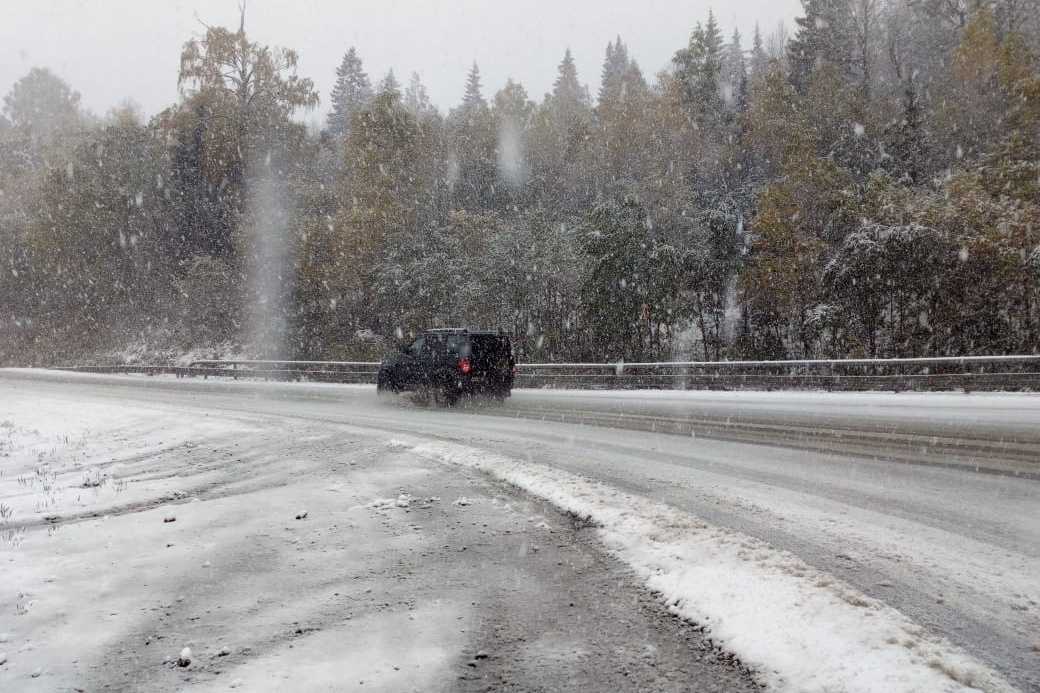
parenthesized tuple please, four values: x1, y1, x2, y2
(515, 355, 1040, 391)
(55, 355, 1040, 392)
(58, 362, 379, 384)
(186, 359, 379, 384)
(522, 355, 1040, 368)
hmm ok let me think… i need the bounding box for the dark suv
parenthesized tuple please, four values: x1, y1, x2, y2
(377, 329, 515, 406)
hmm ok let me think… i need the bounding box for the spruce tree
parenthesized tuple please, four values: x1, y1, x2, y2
(462, 62, 486, 109)
(404, 72, 433, 115)
(787, 0, 854, 92)
(672, 10, 725, 127)
(527, 49, 594, 215)
(884, 76, 928, 183)
(377, 70, 402, 99)
(749, 23, 768, 81)
(447, 62, 495, 211)
(598, 36, 630, 105)
(722, 28, 748, 111)
(548, 48, 592, 127)
(326, 48, 372, 140)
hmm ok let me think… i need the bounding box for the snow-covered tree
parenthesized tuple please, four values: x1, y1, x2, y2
(722, 28, 749, 111)
(404, 72, 434, 115)
(597, 36, 630, 106)
(377, 70, 402, 99)
(326, 47, 373, 141)
(787, 0, 856, 91)
(2, 67, 85, 140)
(446, 63, 496, 211)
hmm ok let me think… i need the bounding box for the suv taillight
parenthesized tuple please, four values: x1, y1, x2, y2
(459, 359, 472, 374)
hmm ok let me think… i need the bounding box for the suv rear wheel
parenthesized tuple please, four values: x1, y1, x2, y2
(432, 380, 459, 407)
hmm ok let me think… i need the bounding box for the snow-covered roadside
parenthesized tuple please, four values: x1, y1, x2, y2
(413, 440, 1019, 693)
(0, 390, 476, 691)
(0, 394, 261, 527)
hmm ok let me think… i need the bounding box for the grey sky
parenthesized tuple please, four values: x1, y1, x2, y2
(2, 0, 802, 123)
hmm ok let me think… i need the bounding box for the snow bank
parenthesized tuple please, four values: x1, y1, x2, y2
(413, 440, 1016, 693)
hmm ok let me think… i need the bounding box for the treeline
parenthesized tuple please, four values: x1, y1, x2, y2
(1, 0, 1038, 365)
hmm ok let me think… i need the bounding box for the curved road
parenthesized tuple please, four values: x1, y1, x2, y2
(2, 370, 1038, 691)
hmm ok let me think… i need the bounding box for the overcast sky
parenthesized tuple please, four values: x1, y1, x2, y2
(2, 0, 802, 124)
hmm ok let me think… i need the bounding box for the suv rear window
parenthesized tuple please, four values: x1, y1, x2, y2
(470, 335, 511, 359)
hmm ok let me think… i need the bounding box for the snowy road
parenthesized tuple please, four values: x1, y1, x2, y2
(1, 370, 1038, 692)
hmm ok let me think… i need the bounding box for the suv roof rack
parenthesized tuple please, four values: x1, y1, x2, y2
(423, 327, 507, 335)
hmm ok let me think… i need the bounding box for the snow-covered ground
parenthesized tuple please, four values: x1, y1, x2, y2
(0, 383, 480, 691)
(1, 370, 1036, 692)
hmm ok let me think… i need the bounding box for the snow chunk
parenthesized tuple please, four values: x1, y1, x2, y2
(368, 494, 415, 510)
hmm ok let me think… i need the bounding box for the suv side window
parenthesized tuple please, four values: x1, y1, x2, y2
(405, 337, 425, 356)
(445, 335, 468, 357)
(423, 335, 445, 358)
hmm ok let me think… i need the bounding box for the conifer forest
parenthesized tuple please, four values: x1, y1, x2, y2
(1, 0, 1038, 365)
